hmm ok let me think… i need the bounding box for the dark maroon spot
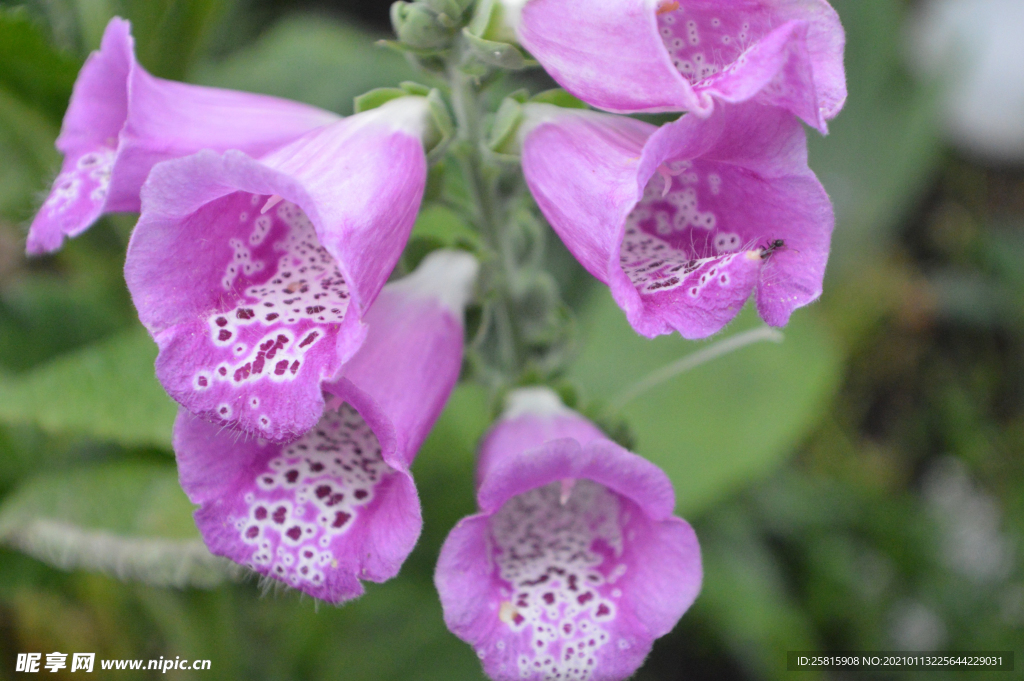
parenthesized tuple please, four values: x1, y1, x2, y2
(309, 462, 324, 473)
(304, 550, 314, 558)
(262, 476, 273, 484)
(274, 360, 289, 375)
(563, 624, 572, 634)
(260, 339, 275, 352)
(513, 613, 524, 625)
(252, 355, 265, 374)
(577, 592, 594, 605)
(354, 489, 368, 500)
(567, 574, 578, 591)
(284, 470, 299, 484)
(543, 593, 555, 605)
(237, 308, 255, 320)
(327, 493, 344, 506)
(315, 485, 331, 499)
(298, 331, 319, 348)
(218, 367, 227, 376)
(218, 329, 232, 342)
(264, 302, 274, 307)
(245, 526, 259, 539)
(272, 507, 287, 524)
(305, 305, 325, 315)
(220, 407, 230, 415)
(596, 604, 611, 617)
(290, 360, 300, 375)
(197, 376, 208, 387)
(300, 566, 309, 575)
(266, 313, 279, 321)
(233, 363, 251, 382)
(285, 526, 302, 541)
(331, 511, 351, 528)
(254, 506, 267, 520)
(216, 317, 228, 327)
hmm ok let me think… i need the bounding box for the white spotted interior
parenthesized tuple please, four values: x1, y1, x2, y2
(234, 403, 393, 588)
(620, 168, 751, 296)
(191, 198, 351, 414)
(657, 2, 771, 85)
(43, 147, 115, 215)
(490, 480, 630, 681)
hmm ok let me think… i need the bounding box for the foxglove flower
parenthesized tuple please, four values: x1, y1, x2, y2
(174, 249, 478, 603)
(519, 101, 833, 339)
(125, 95, 436, 442)
(27, 17, 339, 254)
(510, 0, 846, 133)
(436, 387, 701, 681)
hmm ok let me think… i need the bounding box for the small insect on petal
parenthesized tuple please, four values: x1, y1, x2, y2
(657, 1, 680, 15)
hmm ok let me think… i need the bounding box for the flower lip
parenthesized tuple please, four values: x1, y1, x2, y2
(174, 400, 420, 604)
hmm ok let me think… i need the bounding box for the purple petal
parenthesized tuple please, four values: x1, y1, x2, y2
(175, 405, 420, 603)
(522, 102, 832, 338)
(436, 409, 701, 681)
(518, 0, 846, 127)
(126, 101, 430, 441)
(518, 0, 704, 114)
(27, 17, 339, 254)
(329, 251, 478, 470)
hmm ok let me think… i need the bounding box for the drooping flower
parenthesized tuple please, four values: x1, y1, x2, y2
(174, 249, 478, 603)
(510, 0, 846, 133)
(27, 17, 340, 254)
(436, 387, 702, 681)
(125, 95, 438, 442)
(519, 101, 833, 339)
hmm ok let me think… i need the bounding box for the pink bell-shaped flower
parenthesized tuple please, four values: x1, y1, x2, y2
(436, 387, 702, 681)
(520, 101, 833, 339)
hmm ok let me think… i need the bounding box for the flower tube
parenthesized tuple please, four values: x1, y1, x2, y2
(174, 249, 478, 603)
(436, 387, 702, 681)
(126, 95, 436, 442)
(511, 0, 846, 132)
(27, 17, 340, 254)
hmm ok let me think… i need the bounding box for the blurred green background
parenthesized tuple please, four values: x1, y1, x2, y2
(0, 0, 1021, 679)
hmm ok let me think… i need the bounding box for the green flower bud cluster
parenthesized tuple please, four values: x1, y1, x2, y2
(390, 0, 473, 50)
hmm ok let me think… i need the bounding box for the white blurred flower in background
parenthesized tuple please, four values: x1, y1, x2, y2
(910, 0, 1024, 163)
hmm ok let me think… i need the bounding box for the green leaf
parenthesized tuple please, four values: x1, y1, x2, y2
(0, 462, 234, 587)
(695, 510, 823, 681)
(192, 15, 417, 115)
(68, 0, 230, 80)
(569, 294, 844, 515)
(0, 7, 81, 123)
(0, 325, 177, 448)
(0, 85, 60, 219)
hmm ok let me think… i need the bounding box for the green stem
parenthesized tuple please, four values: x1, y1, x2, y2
(447, 52, 519, 384)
